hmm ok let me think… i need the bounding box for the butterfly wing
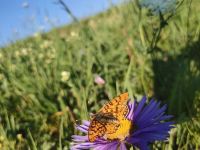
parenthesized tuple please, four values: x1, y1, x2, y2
(88, 117, 106, 142)
(88, 92, 129, 142)
(98, 92, 129, 117)
(88, 113, 120, 142)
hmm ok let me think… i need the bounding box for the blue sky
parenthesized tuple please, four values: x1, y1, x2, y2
(0, 0, 121, 47)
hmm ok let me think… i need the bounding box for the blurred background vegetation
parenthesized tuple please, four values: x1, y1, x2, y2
(0, 0, 200, 149)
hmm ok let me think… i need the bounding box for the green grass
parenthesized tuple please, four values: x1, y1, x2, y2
(0, 0, 200, 149)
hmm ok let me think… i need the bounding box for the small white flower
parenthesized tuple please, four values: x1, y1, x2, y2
(70, 31, 78, 37)
(0, 136, 4, 141)
(61, 71, 70, 82)
(40, 40, 52, 49)
(21, 48, 28, 56)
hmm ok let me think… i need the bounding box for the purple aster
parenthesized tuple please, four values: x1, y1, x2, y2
(71, 96, 174, 150)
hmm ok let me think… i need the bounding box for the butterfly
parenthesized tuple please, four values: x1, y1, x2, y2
(88, 92, 129, 142)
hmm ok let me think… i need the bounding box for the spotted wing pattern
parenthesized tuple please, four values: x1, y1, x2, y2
(88, 117, 107, 142)
(88, 92, 129, 142)
(99, 92, 129, 118)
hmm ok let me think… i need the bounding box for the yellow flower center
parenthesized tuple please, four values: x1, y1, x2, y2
(104, 117, 132, 141)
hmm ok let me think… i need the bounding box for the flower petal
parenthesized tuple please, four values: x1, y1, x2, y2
(71, 135, 88, 142)
(127, 101, 135, 120)
(133, 96, 147, 121)
(119, 142, 127, 150)
(76, 124, 89, 133)
(127, 97, 174, 149)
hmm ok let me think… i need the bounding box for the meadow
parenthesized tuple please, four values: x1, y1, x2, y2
(0, 0, 200, 149)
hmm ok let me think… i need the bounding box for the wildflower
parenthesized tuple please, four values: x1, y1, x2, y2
(70, 31, 78, 37)
(21, 48, 28, 56)
(61, 71, 70, 82)
(71, 96, 174, 150)
(17, 134, 23, 141)
(139, 0, 176, 14)
(40, 40, 52, 49)
(94, 75, 105, 85)
(0, 136, 4, 141)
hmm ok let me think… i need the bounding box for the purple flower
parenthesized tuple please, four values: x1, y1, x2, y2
(71, 96, 174, 150)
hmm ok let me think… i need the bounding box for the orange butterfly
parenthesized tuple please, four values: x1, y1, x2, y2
(88, 92, 129, 142)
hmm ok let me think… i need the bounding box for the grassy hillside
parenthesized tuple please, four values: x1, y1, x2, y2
(0, 0, 200, 149)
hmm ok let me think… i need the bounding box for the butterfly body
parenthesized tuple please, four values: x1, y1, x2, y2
(93, 113, 118, 123)
(88, 92, 129, 142)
